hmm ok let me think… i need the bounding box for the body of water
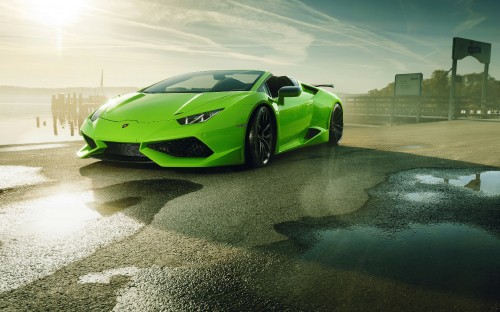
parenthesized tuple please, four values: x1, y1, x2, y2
(0, 102, 83, 145)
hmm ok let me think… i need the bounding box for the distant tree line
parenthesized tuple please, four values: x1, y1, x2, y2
(367, 70, 500, 98)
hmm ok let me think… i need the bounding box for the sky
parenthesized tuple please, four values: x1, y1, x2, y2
(0, 0, 499, 94)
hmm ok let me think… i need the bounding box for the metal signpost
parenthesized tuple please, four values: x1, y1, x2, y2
(449, 37, 492, 120)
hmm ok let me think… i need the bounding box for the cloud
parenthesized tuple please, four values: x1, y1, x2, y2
(453, 15, 487, 33)
(80, 0, 431, 65)
(452, 0, 488, 33)
(232, 0, 438, 64)
(85, 0, 315, 64)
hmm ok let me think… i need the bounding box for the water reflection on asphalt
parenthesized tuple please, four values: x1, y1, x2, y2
(20, 192, 101, 236)
(271, 168, 500, 300)
(417, 171, 500, 195)
(302, 223, 500, 299)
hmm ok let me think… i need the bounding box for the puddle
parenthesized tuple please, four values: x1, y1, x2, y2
(7, 190, 140, 238)
(269, 168, 500, 301)
(0, 143, 67, 152)
(89, 196, 142, 216)
(301, 223, 500, 299)
(416, 171, 500, 195)
(0, 166, 47, 189)
(24, 192, 101, 236)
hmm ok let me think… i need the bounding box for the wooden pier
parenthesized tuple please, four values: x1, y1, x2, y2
(50, 93, 107, 136)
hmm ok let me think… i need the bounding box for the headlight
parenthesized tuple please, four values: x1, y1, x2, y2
(177, 109, 224, 125)
(90, 104, 108, 122)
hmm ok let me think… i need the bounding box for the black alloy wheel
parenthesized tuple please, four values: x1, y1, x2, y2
(246, 106, 275, 168)
(329, 103, 343, 144)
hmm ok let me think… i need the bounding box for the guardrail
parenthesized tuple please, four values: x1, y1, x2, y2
(344, 96, 500, 123)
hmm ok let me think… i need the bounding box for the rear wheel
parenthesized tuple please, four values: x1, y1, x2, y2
(329, 103, 343, 144)
(246, 106, 275, 168)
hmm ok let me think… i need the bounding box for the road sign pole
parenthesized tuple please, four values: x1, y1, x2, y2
(448, 59, 457, 121)
(481, 62, 489, 117)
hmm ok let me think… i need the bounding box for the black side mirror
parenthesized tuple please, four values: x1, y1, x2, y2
(277, 86, 302, 105)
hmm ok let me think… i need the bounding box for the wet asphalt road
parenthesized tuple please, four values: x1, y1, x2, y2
(0, 119, 499, 311)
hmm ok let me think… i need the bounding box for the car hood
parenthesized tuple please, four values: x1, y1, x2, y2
(100, 91, 246, 122)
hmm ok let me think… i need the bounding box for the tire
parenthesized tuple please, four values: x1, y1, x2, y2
(245, 106, 275, 168)
(329, 103, 343, 145)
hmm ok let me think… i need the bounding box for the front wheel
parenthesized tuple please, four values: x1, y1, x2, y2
(329, 103, 343, 145)
(246, 106, 275, 168)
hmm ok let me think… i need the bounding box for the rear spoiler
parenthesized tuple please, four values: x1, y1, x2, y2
(313, 84, 334, 88)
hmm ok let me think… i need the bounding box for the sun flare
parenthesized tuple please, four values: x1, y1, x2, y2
(24, 0, 84, 27)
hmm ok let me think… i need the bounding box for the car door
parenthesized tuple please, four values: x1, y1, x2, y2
(277, 89, 314, 148)
(262, 75, 314, 150)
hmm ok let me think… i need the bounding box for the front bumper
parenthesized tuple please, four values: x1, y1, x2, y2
(78, 117, 246, 167)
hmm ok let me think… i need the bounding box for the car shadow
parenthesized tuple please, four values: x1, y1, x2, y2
(81, 179, 203, 224)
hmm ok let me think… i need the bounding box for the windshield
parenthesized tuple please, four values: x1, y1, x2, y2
(141, 70, 264, 93)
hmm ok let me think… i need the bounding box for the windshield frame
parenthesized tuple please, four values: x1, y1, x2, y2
(140, 70, 265, 94)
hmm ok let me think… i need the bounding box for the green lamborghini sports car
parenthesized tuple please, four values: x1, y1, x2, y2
(78, 70, 343, 168)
